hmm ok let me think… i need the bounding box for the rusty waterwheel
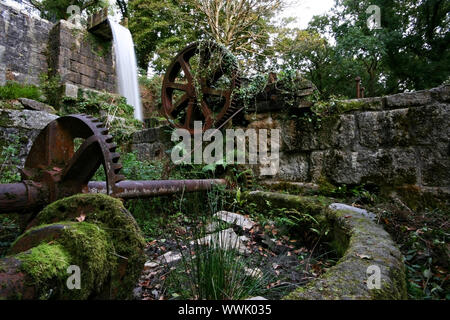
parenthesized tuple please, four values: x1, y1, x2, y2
(21, 114, 125, 202)
(161, 41, 241, 134)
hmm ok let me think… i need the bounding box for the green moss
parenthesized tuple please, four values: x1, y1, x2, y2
(242, 191, 330, 216)
(16, 242, 70, 299)
(58, 222, 114, 299)
(283, 206, 407, 300)
(13, 221, 114, 299)
(31, 194, 146, 299)
(336, 100, 367, 113)
(0, 110, 12, 127)
(0, 81, 42, 100)
(84, 33, 111, 58)
(317, 176, 338, 196)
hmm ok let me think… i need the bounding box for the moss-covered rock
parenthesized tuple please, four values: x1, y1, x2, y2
(31, 193, 146, 299)
(242, 191, 406, 300)
(13, 221, 113, 299)
(284, 205, 407, 300)
(1, 194, 146, 300)
(242, 191, 331, 216)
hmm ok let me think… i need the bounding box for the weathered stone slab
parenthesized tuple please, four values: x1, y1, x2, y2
(430, 85, 450, 102)
(0, 108, 58, 130)
(284, 202, 406, 300)
(311, 148, 419, 186)
(408, 103, 450, 146)
(357, 109, 410, 148)
(192, 228, 250, 255)
(329, 203, 377, 221)
(214, 211, 255, 230)
(386, 90, 432, 108)
(0, 2, 52, 86)
(19, 98, 56, 114)
(276, 152, 310, 181)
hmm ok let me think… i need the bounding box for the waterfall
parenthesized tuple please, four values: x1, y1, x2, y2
(109, 19, 143, 121)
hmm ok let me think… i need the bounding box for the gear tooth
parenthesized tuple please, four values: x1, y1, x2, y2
(111, 152, 121, 163)
(113, 163, 123, 173)
(114, 174, 125, 183)
(108, 143, 117, 152)
(104, 135, 113, 143)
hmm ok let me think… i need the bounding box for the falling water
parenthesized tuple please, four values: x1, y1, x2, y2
(109, 19, 143, 121)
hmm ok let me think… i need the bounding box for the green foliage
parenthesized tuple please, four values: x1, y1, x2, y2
(29, 0, 106, 22)
(59, 91, 142, 145)
(0, 134, 21, 183)
(129, 0, 200, 71)
(273, 0, 449, 98)
(167, 242, 268, 300)
(380, 207, 449, 300)
(0, 81, 42, 100)
(129, 0, 284, 74)
(237, 74, 269, 109)
(39, 73, 63, 107)
(165, 187, 269, 300)
(0, 216, 21, 258)
(139, 74, 164, 118)
(84, 33, 111, 58)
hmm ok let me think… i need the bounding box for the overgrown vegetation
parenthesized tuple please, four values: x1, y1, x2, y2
(59, 91, 143, 145)
(163, 186, 270, 300)
(0, 81, 42, 101)
(0, 133, 21, 184)
(374, 204, 449, 300)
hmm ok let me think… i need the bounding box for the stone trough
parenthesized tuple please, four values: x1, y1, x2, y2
(242, 191, 407, 300)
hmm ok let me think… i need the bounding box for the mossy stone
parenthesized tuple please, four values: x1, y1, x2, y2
(24, 194, 146, 299)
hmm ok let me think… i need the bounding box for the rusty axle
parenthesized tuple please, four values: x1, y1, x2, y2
(88, 179, 227, 198)
(0, 179, 227, 213)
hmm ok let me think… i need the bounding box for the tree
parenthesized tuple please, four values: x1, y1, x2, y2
(29, 0, 105, 21)
(273, 16, 367, 98)
(191, 0, 283, 70)
(129, 0, 285, 74)
(331, 0, 450, 93)
(129, 0, 201, 72)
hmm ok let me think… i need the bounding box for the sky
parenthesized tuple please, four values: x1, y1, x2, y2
(278, 0, 335, 29)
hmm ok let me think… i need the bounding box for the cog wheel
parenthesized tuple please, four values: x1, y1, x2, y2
(22, 114, 125, 201)
(161, 41, 242, 134)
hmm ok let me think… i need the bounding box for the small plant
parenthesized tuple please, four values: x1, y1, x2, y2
(0, 134, 21, 183)
(39, 73, 63, 107)
(0, 81, 42, 100)
(165, 187, 269, 300)
(0, 215, 21, 258)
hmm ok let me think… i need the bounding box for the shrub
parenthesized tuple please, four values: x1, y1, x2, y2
(0, 81, 42, 100)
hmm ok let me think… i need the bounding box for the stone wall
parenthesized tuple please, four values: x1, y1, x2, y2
(247, 85, 450, 193)
(0, 108, 58, 166)
(47, 20, 116, 97)
(0, 2, 52, 86)
(0, 2, 117, 96)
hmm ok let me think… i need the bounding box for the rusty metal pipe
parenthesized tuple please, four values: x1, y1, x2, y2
(0, 179, 226, 213)
(0, 182, 47, 213)
(88, 179, 227, 198)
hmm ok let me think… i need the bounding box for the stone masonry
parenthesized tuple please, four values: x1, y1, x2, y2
(0, 2, 51, 86)
(0, 2, 116, 96)
(245, 85, 450, 193)
(47, 20, 116, 96)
